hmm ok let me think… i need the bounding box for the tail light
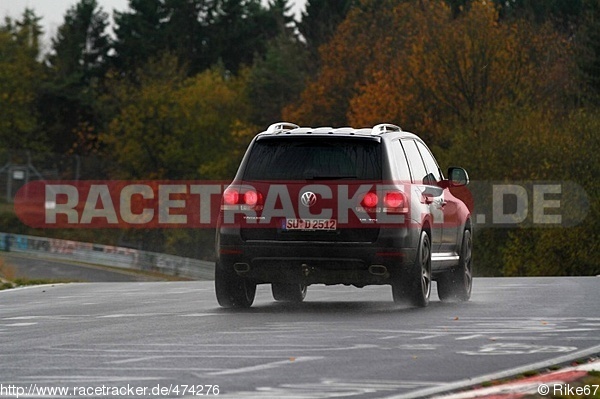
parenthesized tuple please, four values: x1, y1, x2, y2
(223, 188, 239, 205)
(361, 192, 378, 208)
(221, 186, 263, 210)
(383, 190, 408, 213)
(358, 190, 408, 213)
(384, 191, 405, 208)
(243, 190, 260, 206)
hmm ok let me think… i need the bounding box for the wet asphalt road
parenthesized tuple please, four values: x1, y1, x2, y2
(1, 253, 166, 282)
(0, 276, 599, 398)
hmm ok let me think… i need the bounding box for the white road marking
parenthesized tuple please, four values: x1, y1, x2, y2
(208, 356, 323, 376)
(458, 343, 578, 356)
(179, 313, 227, 317)
(108, 356, 164, 364)
(394, 344, 439, 350)
(98, 313, 169, 318)
(455, 334, 484, 340)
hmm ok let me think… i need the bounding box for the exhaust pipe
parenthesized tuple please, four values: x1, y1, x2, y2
(368, 265, 388, 276)
(233, 263, 250, 273)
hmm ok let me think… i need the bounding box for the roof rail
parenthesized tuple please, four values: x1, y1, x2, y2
(371, 123, 402, 135)
(266, 122, 300, 134)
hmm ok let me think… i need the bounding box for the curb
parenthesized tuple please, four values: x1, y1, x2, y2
(385, 345, 600, 399)
(431, 358, 599, 399)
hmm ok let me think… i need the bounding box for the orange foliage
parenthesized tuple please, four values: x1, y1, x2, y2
(350, 0, 571, 140)
(287, 0, 573, 143)
(282, 0, 401, 127)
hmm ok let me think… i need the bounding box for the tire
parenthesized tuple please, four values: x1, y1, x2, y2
(272, 282, 307, 302)
(437, 229, 473, 302)
(392, 230, 431, 307)
(214, 262, 256, 308)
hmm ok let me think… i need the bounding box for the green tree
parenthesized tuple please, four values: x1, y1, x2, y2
(41, 0, 111, 154)
(48, 0, 111, 81)
(160, 0, 212, 74)
(205, 0, 286, 73)
(100, 54, 189, 179)
(0, 11, 46, 151)
(175, 65, 256, 179)
(496, 0, 583, 25)
(112, 0, 287, 75)
(576, 0, 600, 104)
(99, 54, 256, 257)
(100, 54, 254, 179)
(296, 0, 353, 65)
(501, 110, 600, 276)
(247, 33, 308, 127)
(112, 0, 171, 73)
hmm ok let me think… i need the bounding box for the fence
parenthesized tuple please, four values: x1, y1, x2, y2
(0, 149, 109, 203)
(0, 232, 214, 280)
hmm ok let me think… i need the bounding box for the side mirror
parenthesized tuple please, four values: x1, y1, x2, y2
(448, 167, 469, 187)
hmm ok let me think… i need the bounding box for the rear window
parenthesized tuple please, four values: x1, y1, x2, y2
(242, 137, 382, 180)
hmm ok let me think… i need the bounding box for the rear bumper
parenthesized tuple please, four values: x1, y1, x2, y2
(217, 226, 418, 286)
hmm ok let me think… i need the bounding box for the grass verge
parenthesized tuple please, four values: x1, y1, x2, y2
(0, 258, 77, 290)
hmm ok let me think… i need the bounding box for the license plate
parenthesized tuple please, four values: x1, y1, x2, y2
(283, 219, 337, 231)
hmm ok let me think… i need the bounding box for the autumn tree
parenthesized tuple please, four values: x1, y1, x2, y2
(100, 54, 254, 179)
(287, 0, 573, 137)
(99, 54, 256, 256)
(286, 0, 596, 276)
(501, 110, 600, 277)
(283, 0, 399, 126)
(348, 1, 573, 142)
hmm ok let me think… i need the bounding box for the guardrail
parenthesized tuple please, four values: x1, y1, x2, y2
(0, 232, 214, 280)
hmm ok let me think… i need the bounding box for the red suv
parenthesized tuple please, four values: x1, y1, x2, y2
(215, 123, 473, 308)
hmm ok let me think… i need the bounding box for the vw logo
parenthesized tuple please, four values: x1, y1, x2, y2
(300, 191, 317, 207)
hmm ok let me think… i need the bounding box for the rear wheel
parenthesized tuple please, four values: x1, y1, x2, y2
(272, 282, 307, 302)
(392, 230, 431, 307)
(437, 229, 473, 302)
(215, 262, 256, 308)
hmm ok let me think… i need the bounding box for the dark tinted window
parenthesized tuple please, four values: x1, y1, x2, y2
(243, 137, 382, 180)
(416, 141, 442, 182)
(392, 140, 411, 181)
(402, 140, 428, 184)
